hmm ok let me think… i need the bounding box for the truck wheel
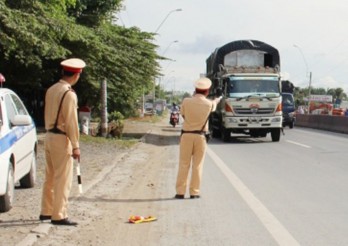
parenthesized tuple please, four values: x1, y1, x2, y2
(209, 117, 221, 138)
(0, 163, 15, 212)
(289, 121, 294, 129)
(212, 128, 221, 138)
(271, 129, 281, 142)
(221, 128, 231, 142)
(20, 150, 37, 188)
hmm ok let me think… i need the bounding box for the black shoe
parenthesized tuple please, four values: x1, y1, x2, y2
(39, 215, 51, 221)
(190, 195, 200, 199)
(51, 218, 78, 226)
(174, 194, 185, 199)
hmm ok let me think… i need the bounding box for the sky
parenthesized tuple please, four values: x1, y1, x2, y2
(116, 0, 348, 94)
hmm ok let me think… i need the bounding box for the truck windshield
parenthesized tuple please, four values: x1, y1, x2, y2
(282, 93, 294, 106)
(227, 78, 280, 98)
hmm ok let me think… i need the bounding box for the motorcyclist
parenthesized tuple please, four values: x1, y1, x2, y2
(172, 102, 180, 112)
(170, 102, 180, 126)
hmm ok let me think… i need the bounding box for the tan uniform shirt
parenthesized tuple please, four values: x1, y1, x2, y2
(45, 80, 79, 149)
(180, 94, 217, 132)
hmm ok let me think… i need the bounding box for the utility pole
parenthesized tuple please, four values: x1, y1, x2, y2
(141, 86, 145, 117)
(308, 72, 312, 113)
(100, 79, 108, 137)
(293, 44, 312, 114)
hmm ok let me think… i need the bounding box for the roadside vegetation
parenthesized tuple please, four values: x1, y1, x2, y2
(0, 0, 165, 126)
(80, 134, 139, 149)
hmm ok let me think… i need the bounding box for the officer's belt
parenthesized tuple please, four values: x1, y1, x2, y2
(181, 130, 205, 135)
(47, 127, 66, 135)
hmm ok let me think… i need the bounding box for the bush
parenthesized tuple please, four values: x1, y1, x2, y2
(94, 111, 125, 138)
(107, 111, 124, 138)
(108, 111, 124, 123)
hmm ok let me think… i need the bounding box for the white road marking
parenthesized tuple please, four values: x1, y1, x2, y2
(207, 147, 300, 246)
(285, 140, 311, 148)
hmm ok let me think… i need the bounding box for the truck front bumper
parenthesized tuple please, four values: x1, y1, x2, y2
(223, 116, 282, 129)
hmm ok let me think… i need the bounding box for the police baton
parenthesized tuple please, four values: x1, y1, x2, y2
(76, 158, 83, 194)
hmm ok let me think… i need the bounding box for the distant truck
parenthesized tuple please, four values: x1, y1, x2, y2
(206, 40, 283, 142)
(281, 80, 295, 128)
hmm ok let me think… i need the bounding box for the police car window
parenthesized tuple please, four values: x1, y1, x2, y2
(4, 94, 16, 127)
(10, 94, 28, 115)
(0, 101, 3, 127)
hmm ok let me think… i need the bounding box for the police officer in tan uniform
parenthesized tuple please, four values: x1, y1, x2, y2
(175, 77, 221, 199)
(40, 58, 86, 226)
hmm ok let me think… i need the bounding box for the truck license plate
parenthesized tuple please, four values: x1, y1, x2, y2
(249, 117, 260, 123)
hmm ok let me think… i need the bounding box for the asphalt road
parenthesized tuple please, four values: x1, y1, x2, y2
(198, 127, 348, 245)
(143, 125, 348, 246)
(109, 124, 348, 246)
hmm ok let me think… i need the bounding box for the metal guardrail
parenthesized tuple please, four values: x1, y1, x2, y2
(295, 114, 348, 134)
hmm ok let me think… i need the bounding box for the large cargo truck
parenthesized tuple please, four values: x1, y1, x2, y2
(206, 40, 283, 142)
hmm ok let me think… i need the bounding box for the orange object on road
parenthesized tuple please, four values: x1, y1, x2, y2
(128, 215, 157, 224)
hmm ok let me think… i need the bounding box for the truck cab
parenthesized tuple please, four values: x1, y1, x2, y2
(282, 92, 295, 128)
(281, 80, 295, 129)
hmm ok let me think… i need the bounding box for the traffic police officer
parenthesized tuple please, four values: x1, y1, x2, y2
(175, 77, 221, 199)
(40, 58, 86, 226)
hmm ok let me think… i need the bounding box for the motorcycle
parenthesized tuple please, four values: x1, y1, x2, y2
(169, 111, 179, 127)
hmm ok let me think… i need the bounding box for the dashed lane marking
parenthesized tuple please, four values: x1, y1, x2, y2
(285, 140, 311, 148)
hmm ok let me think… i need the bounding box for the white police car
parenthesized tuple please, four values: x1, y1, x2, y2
(0, 88, 37, 212)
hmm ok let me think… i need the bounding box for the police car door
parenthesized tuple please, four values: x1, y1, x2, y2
(4, 93, 35, 180)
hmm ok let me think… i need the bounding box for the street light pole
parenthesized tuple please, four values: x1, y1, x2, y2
(293, 44, 312, 113)
(153, 8, 182, 114)
(154, 8, 182, 33)
(162, 40, 178, 57)
(162, 70, 175, 91)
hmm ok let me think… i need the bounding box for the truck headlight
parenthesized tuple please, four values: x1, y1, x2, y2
(271, 117, 282, 122)
(228, 118, 238, 123)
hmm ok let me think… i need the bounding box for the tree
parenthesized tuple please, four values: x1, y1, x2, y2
(293, 85, 347, 107)
(68, 0, 123, 27)
(327, 88, 346, 100)
(0, 0, 161, 125)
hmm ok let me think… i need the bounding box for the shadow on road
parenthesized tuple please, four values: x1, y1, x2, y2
(76, 196, 180, 203)
(0, 219, 41, 228)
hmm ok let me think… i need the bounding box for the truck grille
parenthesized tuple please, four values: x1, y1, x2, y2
(234, 108, 274, 115)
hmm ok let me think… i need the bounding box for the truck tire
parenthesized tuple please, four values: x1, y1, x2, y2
(209, 117, 221, 138)
(212, 128, 221, 138)
(289, 121, 294, 129)
(20, 150, 37, 188)
(0, 163, 15, 212)
(221, 127, 231, 142)
(271, 129, 281, 142)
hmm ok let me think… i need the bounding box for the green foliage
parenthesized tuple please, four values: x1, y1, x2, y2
(0, 0, 160, 125)
(68, 0, 123, 27)
(108, 111, 124, 123)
